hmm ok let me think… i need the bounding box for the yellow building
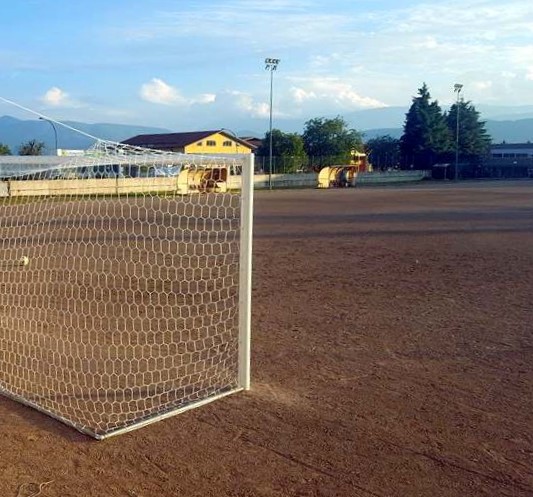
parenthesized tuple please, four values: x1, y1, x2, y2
(122, 130, 255, 155)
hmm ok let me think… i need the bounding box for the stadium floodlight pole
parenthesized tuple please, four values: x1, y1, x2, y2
(454, 83, 463, 181)
(265, 57, 280, 190)
(39, 117, 58, 156)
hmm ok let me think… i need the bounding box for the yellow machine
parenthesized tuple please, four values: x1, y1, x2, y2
(177, 165, 228, 193)
(317, 165, 358, 188)
(317, 152, 369, 189)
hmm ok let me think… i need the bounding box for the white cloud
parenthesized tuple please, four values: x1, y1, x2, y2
(140, 78, 186, 105)
(309, 53, 343, 69)
(139, 75, 382, 122)
(472, 81, 493, 91)
(506, 46, 533, 83)
(48, 0, 533, 123)
(387, 1, 533, 39)
(112, 0, 531, 62)
(229, 90, 270, 118)
(501, 71, 517, 79)
(110, 1, 353, 47)
(289, 78, 387, 110)
(291, 87, 317, 104)
(140, 78, 216, 106)
(42, 87, 71, 107)
(414, 36, 440, 50)
(194, 93, 217, 104)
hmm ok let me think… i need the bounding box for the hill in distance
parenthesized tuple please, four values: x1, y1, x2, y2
(229, 105, 533, 143)
(0, 116, 171, 154)
(484, 119, 533, 143)
(359, 118, 533, 143)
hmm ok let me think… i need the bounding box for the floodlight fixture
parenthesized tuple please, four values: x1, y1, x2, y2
(265, 58, 280, 70)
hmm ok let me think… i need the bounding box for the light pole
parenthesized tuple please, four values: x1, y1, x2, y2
(39, 117, 58, 155)
(265, 57, 280, 190)
(454, 83, 463, 181)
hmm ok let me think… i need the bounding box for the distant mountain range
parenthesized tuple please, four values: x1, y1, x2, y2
(233, 104, 533, 141)
(484, 119, 533, 143)
(362, 119, 533, 143)
(0, 116, 171, 154)
(1, 106, 532, 154)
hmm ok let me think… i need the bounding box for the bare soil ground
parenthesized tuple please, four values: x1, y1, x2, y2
(1, 180, 533, 497)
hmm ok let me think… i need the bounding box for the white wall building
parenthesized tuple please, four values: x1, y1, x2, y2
(490, 143, 533, 159)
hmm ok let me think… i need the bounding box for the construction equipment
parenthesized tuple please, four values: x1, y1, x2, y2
(177, 164, 229, 193)
(317, 151, 369, 189)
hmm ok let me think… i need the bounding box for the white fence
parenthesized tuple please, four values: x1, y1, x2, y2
(0, 161, 430, 198)
(230, 170, 430, 189)
(357, 170, 431, 184)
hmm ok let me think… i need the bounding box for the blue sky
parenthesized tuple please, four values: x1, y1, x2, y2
(2, 0, 533, 130)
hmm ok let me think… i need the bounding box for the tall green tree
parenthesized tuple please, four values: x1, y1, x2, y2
(256, 129, 307, 173)
(0, 143, 11, 155)
(18, 139, 46, 156)
(446, 100, 491, 165)
(400, 83, 452, 168)
(365, 135, 400, 170)
(302, 116, 363, 167)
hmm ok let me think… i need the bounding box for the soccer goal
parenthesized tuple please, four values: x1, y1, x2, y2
(0, 140, 253, 439)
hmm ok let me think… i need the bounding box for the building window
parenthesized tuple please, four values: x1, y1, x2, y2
(223, 140, 232, 147)
(196, 141, 203, 146)
(206, 140, 216, 146)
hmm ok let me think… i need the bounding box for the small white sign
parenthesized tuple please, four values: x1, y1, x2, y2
(0, 181, 8, 197)
(57, 149, 86, 157)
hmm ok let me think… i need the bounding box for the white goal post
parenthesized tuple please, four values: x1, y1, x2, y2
(0, 141, 254, 439)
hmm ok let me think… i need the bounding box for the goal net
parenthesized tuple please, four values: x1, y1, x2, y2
(0, 140, 253, 439)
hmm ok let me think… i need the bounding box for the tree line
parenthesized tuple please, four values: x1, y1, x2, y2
(255, 83, 491, 173)
(255, 116, 364, 173)
(0, 140, 46, 156)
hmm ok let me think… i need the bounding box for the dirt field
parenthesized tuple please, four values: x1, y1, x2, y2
(1, 180, 532, 497)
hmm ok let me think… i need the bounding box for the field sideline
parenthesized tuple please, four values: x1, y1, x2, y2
(0, 180, 532, 496)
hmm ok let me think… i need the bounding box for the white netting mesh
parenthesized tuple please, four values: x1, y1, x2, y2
(0, 140, 247, 437)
